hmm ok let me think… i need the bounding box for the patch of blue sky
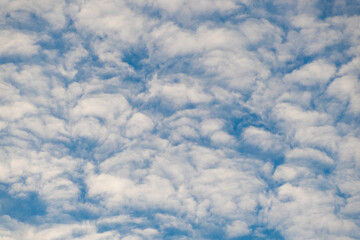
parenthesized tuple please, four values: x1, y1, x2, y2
(2, 11, 47, 32)
(122, 44, 149, 71)
(317, 0, 360, 18)
(0, 185, 46, 223)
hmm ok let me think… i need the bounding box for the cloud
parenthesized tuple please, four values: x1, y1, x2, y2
(268, 183, 359, 240)
(327, 75, 360, 114)
(74, 0, 152, 43)
(0, 102, 37, 121)
(226, 220, 250, 238)
(273, 102, 330, 128)
(242, 126, 283, 152)
(0, 215, 121, 240)
(18, 115, 68, 140)
(286, 14, 342, 55)
(0, 0, 359, 239)
(0, 30, 38, 56)
(200, 49, 270, 90)
(1, 0, 67, 29)
(142, 74, 212, 106)
(294, 125, 339, 152)
(273, 164, 311, 182)
(70, 94, 131, 121)
(148, 23, 240, 57)
(125, 112, 154, 138)
(286, 147, 334, 166)
(284, 59, 336, 86)
(132, 0, 243, 15)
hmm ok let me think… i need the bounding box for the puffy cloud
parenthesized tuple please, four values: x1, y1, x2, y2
(226, 220, 250, 238)
(1, 0, 67, 29)
(142, 74, 212, 106)
(148, 23, 241, 57)
(1, 0, 359, 239)
(268, 183, 359, 240)
(74, 0, 151, 42)
(286, 147, 334, 166)
(200, 49, 270, 90)
(327, 75, 360, 114)
(0, 101, 37, 121)
(125, 112, 154, 138)
(284, 59, 336, 86)
(0, 30, 38, 56)
(131, 0, 244, 17)
(289, 14, 341, 54)
(70, 94, 131, 121)
(273, 164, 311, 182)
(242, 126, 283, 152)
(273, 102, 331, 128)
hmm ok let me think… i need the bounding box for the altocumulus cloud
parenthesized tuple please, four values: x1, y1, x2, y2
(0, 0, 359, 239)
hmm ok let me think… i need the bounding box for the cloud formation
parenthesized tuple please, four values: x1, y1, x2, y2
(0, 0, 359, 239)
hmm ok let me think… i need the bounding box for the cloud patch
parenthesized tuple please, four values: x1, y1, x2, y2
(0, 0, 359, 239)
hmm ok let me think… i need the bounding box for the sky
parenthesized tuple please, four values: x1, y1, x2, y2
(0, 0, 359, 239)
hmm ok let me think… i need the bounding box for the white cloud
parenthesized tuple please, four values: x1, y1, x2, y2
(199, 119, 234, 145)
(70, 94, 131, 121)
(240, 18, 283, 45)
(0, 30, 38, 56)
(268, 183, 359, 239)
(242, 126, 283, 152)
(294, 125, 339, 151)
(1, 0, 67, 29)
(86, 173, 177, 209)
(289, 14, 341, 54)
(209, 130, 234, 145)
(327, 75, 360, 114)
(18, 115, 68, 140)
(58, 43, 88, 79)
(342, 195, 360, 217)
(284, 59, 336, 86)
(200, 119, 223, 136)
(99, 146, 155, 178)
(273, 102, 330, 128)
(12, 65, 50, 97)
(0, 101, 37, 121)
(339, 57, 360, 76)
(338, 137, 360, 165)
(277, 91, 312, 108)
(71, 117, 107, 140)
(226, 220, 250, 237)
(143, 74, 212, 106)
(273, 164, 311, 182)
(0, 215, 121, 240)
(1, 0, 359, 239)
(286, 147, 334, 166)
(200, 50, 270, 90)
(149, 23, 240, 57)
(166, 116, 200, 142)
(132, 0, 242, 15)
(189, 164, 266, 217)
(132, 228, 159, 237)
(125, 112, 154, 138)
(74, 0, 152, 43)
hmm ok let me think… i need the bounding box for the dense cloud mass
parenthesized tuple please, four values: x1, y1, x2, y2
(0, 0, 359, 239)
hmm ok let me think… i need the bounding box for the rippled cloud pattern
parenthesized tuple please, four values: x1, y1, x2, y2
(0, 0, 360, 239)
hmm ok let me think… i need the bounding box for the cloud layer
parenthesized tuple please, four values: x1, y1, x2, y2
(0, 0, 359, 239)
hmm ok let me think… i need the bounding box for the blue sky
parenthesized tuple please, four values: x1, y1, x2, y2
(0, 0, 359, 239)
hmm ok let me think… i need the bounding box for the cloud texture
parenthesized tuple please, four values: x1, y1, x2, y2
(0, 0, 359, 239)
